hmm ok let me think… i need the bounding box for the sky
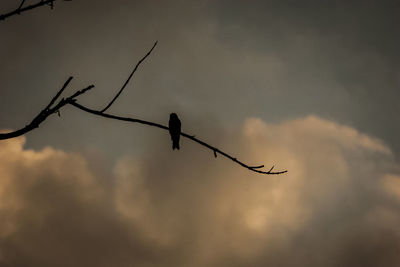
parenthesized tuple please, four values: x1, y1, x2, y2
(0, 0, 400, 266)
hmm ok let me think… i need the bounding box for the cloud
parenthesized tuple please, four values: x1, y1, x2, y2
(1, 116, 400, 266)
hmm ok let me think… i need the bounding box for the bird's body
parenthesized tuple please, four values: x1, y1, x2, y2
(169, 113, 181, 150)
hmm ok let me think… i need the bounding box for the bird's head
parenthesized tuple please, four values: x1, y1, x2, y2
(170, 113, 178, 119)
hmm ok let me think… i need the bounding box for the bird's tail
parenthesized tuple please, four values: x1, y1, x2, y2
(172, 142, 180, 150)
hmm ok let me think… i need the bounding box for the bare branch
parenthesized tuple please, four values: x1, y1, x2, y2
(70, 101, 288, 175)
(100, 41, 158, 113)
(0, 77, 286, 174)
(0, 0, 62, 21)
(0, 77, 94, 140)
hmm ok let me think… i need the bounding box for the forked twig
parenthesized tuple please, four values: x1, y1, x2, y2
(0, 77, 94, 140)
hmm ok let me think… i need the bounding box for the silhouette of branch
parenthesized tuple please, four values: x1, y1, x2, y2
(0, 76, 286, 174)
(0, 77, 94, 140)
(0, 0, 64, 21)
(100, 41, 158, 113)
(70, 101, 287, 175)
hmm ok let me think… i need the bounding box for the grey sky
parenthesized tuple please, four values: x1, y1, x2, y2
(1, 1, 400, 266)
(1, 0, 399, 159)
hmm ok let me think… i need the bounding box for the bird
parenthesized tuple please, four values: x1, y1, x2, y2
(169, 113, 181, 150)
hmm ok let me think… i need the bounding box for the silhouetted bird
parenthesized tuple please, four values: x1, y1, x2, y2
(169, 113, 181, 150)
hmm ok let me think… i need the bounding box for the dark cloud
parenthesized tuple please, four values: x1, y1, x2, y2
(1, 0, 400, 157)
(211, 0, 400, 155)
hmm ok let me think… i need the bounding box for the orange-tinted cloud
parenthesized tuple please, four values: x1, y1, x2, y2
(1, 116, 399, 266)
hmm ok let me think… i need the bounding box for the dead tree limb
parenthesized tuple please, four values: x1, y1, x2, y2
(0, 40, 287, 175)
(0, 76, 287, 174)
(0, 89, 287, 174)
(0, 0, 63, 21)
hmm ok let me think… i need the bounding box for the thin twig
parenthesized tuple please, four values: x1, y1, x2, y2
(100, 41, 158, 113)
(17, 0, 26, 12)
(45, 76, 73, 110)
(0, 0, 57, 21)
(249, 165, 264, 169)
(71, 101, 288, 175)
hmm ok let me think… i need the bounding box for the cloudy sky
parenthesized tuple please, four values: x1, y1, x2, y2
(1, 0, 400, 266)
